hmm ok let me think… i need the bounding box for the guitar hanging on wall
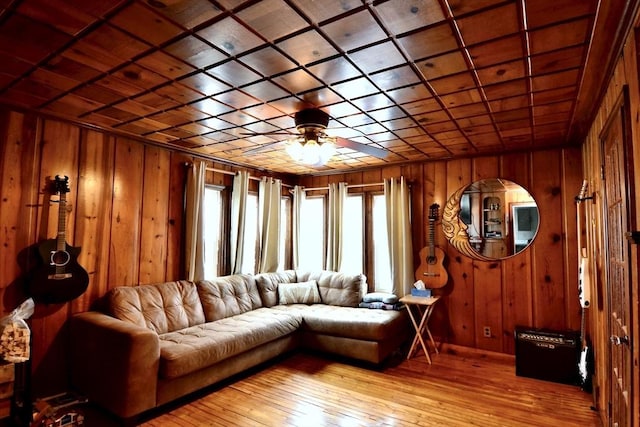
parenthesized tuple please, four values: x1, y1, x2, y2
(28, 175, 89, 304)
(415, 203, 448, 288)
(575, 180, 593, 391)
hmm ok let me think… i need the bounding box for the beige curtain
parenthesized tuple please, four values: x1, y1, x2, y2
(184, 160, 206, 281)
(326, 182, 346, 271)
(292, 185, 305, 270)
(385, 177, 414, 296)
(258, 177, 281, 273)
(230, 170, 249, 274)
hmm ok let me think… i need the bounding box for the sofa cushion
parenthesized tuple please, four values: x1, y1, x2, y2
(278, 280, 321, 305)
(107, 281, 205, 334)
(272, 304, 407, 341)
(254, 270, 297, 307)
(157, 308, 301, 379)
(297, 271, 366, 307)
(196, 274, 263, 322)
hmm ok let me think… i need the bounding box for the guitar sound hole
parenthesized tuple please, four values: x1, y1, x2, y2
(50, 250, 70, 267)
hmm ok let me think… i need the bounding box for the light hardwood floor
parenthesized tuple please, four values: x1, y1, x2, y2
(80, 344, 601, 427)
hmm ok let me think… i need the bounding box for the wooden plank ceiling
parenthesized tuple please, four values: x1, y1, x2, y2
(0, 0, 632, 174)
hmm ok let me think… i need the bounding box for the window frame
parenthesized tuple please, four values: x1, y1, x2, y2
(279, 193, 292, 271)
(298, 194, 327, 271)
(243, 190, 260, 274)
(341, 192, 364, 275)
(366, 190, 392, 293)
(203, 184, 228, 278)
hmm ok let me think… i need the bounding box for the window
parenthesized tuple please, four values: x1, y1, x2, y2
(299, 197, 325, 271)
(278, 196, 291, 271)
(203, 186, 223, 279)
(240, 193, 259, 274)
(341, 194, 363, 274)
(372, 194, 392, 292)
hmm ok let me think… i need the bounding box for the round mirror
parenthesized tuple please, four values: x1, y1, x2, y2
(442, 179, 539, 261)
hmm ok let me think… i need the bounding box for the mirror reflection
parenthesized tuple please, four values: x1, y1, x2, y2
(442, 179, 539, 260)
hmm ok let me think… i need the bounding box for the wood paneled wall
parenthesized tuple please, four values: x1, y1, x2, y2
(299, 148, 583, 355)
(0, 108, 240, 395)
(580, 20, 640, 425)
(1, 106, 582, 397)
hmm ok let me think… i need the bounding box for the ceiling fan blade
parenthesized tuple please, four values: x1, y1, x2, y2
(240, 131, 295, 136)
(334, 137, 388, 159)
(243, 140, 289, 155)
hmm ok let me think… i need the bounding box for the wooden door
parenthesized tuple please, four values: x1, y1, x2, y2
(601, 90, 633, 427)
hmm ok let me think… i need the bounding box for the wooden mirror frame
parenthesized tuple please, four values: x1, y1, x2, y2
(442, 179, 539, 261)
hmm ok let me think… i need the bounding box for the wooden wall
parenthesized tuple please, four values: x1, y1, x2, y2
(299, 148, 583, 355)
(0, 108, 241, 395)
(1, 106, 582, 397)
(580, 19, 640, 425)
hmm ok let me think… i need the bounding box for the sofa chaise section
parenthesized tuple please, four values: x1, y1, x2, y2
(255, 271, 408, 364)
(272, 304, 408, 364)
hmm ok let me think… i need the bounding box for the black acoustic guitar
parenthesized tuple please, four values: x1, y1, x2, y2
(28, 175, 89, 304)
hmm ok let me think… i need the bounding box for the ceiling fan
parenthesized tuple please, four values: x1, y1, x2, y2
(241, 108, 388, 166)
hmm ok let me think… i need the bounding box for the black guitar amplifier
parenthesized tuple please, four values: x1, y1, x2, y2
(515, 327, 580, 385)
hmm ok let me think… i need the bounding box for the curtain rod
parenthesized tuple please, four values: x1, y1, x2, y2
(185, 161, 262, 180)
(187, 163, 394, 190)
(302, 182, 384, 192)
(204, 166, 235, 176)
(204, 166, 262, 181)
(185, 162, 291, 186)
(204, 167, 294, 187)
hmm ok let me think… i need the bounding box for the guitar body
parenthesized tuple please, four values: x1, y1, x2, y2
(29, 239, 89, 304)
(415, 245, 448, 288)
(415, 203, 449, 288)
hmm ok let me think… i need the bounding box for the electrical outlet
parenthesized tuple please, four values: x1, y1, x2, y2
(483, 326, 491, 337)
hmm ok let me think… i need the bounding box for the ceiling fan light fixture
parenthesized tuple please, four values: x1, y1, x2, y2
(286, 129, 335, 166)
(318, 140, 335, 165)
(285, 137, 304, 161)
(301, 139, 320, 165)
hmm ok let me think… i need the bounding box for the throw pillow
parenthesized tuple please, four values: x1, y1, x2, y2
(278, 280, 322, 305)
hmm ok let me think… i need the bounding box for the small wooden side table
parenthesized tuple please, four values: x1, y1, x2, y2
(399, 295, 440, 364)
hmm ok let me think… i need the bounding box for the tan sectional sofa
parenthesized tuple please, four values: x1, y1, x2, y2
(68, 270, 409, 422)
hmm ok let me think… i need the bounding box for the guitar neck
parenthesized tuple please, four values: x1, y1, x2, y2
(57, 193, 67, 252)
(580, 306, 586, 344)
(428, 218, 436, 257)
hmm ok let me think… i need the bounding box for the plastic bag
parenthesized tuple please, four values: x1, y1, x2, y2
(0, 298, 35, 363)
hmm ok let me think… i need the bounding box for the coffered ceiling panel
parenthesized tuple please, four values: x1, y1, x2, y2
(0, 0, 635, 175)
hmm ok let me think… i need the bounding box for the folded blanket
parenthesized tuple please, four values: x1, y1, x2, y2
(358, 301, 403, 310)
(362, 292, 399, 304)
